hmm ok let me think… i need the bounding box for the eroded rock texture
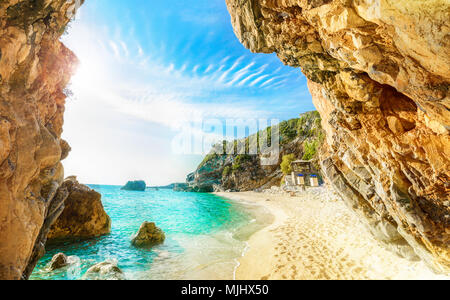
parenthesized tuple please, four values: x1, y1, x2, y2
(225, 0, 449, 273)
(131, 221, 165, 248)
(0, 0, 82, 279)
(47, 177, 111, 240)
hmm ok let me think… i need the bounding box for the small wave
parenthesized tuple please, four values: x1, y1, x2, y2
(233, 241, 250, 280)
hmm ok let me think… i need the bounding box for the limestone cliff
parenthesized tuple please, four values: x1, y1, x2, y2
(225, 0, 449, 273)
(0, 0, 83, 279)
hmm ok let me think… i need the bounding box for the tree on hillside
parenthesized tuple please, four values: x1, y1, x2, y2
(281, 154, 296, 175)
(302, 140, 319, 160)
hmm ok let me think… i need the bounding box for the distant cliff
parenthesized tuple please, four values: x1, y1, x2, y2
(151, 183, 186, 190)
(182, 111, 324, 192)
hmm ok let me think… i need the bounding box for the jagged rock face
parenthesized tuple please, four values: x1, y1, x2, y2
(225, 0, 449, 273)
(221, 155, 281, 192)
(187, 154, 280, 192)
(48, 177, 111, 240)
(0, 0, 82, 279)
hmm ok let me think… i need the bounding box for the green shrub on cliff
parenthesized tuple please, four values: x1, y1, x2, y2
(297, 111, 323, 138)
(232, 154, 251, 172)
(199, 153, 218, 168)
(255, 111, 324, 146)
(281, 154, 296, 175)
(302, 140, 319, 160)
(280, 119, 299, 143)
(235, 154, 251, 164)
(256, 126, 272, 149)
(222, 166, 231, 177)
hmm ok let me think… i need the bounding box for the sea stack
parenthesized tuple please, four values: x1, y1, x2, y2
(121, 180, 147, 191)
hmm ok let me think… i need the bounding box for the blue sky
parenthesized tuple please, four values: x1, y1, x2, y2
(62, 0, 314, 185)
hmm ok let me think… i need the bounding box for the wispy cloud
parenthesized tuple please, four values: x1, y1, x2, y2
(204, 64, 214, 73)
(249, 74, 270, 87)
(109, 41, 121, 59)
(67, 27, 276, 131)
(64, 16, 310, 131)
(60, 0, 313, 185)
(225, 62, 255, 86)
(260, 77, 278, 88)
(217, 56, 244, 83)
(120, 41, 129, 58)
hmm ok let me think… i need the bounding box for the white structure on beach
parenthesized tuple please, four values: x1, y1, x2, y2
(286, 160, 320, 188)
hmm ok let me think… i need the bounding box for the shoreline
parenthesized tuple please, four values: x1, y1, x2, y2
(215, 191, 290, 280)
(216, 188, 448, 280)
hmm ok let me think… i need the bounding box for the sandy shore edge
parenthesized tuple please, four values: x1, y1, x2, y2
(215, 191, 289, 280)
(215, 188, 448, 280)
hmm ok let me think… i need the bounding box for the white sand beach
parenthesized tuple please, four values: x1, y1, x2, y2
(216, 188, 448, 280)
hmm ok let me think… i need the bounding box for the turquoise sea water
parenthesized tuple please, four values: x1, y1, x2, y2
(30, 186, 272, 280)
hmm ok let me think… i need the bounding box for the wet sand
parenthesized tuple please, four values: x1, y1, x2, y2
(216, 187, 447, 280)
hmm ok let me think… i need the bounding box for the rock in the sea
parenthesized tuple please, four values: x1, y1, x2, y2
(48, 177, 111, 240)
(131, 222, 165, 247)
(225, 0, 450, 273)
(83, 261, 124, 280)
(121, 180, 147, 191)
(48, 253, 69, 271)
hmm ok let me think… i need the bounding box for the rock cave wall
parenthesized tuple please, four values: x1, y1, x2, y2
(0, 0, 82, 280)
(225, 0, 449, 273)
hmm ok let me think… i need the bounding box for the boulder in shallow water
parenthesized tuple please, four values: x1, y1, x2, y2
(131, 222, 165, 247)
(121, 180, 147, 191)
(83, 261, 124, 280)
(49, 253, 69, 271)
(48, 177, 111, 240)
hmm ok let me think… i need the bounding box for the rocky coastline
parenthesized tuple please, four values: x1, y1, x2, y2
(179, 112, 324, 193)
(0, 0, 448, 279)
